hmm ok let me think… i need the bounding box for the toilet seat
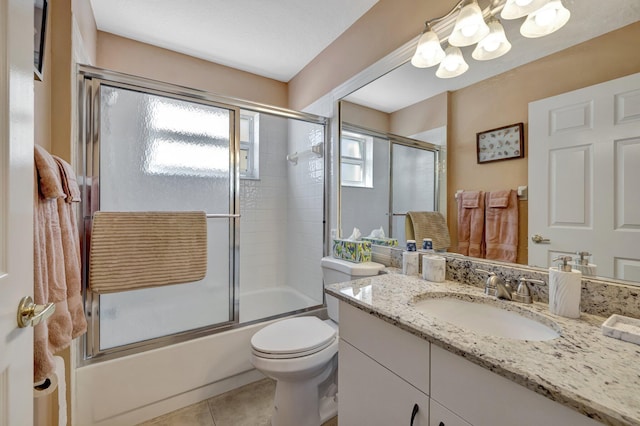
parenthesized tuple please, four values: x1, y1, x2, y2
(251, 317, 337, 359)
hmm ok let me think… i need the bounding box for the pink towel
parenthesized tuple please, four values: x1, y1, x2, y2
(33, 146, 87, 383)
(484, 190, 518, 262)
(457, 191, 484, 258)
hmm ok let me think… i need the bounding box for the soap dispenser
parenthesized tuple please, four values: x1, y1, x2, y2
(548, 256, 582, 318)
(570, 251, 597, 276)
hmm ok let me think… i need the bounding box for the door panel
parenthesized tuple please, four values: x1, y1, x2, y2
(529, 72, 640, 281)
(0, 0, 35, 423)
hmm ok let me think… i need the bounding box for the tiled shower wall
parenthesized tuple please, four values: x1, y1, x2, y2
(239, 114, 289, 294)
(286, 119, 325, 303)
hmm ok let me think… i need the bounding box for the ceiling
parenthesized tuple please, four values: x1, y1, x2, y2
(90, 0, 639, 111)
(89, 0, 379, 82)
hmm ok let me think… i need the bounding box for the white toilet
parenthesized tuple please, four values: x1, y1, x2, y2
(249, 256, 384, 426)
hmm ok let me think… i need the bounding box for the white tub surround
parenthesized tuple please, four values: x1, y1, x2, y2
(326, 274, 640, 426)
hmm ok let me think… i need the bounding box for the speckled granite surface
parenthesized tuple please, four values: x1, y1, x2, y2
(326, 273, 640, 426)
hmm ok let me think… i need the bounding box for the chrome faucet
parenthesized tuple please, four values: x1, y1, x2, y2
(476, 269, 513, 300)
(513, 277, 546, 304)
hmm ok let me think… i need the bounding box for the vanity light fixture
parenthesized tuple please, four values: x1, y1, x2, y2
(411, 0, 570, 78)
(436, 45, 469, 78)
(520, 0, 571, 38)
(411, 23, 446, 68)
(449, 0, 490, 47)
(472, 17, 511, 60)
(500, 0, 549, 19)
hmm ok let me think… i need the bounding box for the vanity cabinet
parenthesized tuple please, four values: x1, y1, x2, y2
(338, 301, 603, 426)
(339, 302, 430, 425)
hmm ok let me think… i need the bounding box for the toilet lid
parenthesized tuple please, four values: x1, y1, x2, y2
(251, 317, 337, 358)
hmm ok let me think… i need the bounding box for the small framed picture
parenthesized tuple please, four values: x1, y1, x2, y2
(476, 122, 524, 164)
(34, 0, 48, 81)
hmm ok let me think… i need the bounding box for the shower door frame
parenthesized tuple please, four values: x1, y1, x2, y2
(77, 65, 329, 364)
(388, 134, 441, 239)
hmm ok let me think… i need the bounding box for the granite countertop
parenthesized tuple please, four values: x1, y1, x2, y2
(326, 273, 640, 426)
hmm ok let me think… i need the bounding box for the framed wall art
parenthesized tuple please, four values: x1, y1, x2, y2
(34, 0, 48, 81)
(476, 122, 524, 164)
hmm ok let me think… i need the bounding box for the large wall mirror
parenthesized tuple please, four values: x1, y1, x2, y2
(337, 0, 640, 285)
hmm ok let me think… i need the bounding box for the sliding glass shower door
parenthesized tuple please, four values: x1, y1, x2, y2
(83, 78, 239, 353)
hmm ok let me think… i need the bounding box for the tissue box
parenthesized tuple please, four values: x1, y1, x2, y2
(332, 239, 372, 263)
(362, 237, 399, 247)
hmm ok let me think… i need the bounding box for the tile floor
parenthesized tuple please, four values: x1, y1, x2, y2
(138, 378, 338, 426)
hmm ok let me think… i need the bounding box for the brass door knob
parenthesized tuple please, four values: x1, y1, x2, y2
(531, 234, 550, 244)
(16, 296, 55, 328)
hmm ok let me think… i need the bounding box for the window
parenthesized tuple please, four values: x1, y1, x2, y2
(341, 131, 373, 188)
(240, 111, 260, 179)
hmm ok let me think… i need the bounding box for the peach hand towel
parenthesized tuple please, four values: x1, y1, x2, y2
(484, 190, 518, 263)
(33, 147, 87, 383)
(457, 191, 484, 258)
(53, 156, 87, 340)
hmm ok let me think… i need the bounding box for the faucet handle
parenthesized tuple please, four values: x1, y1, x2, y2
(475, 269, 498, 295)
(513, 277, 545, 304)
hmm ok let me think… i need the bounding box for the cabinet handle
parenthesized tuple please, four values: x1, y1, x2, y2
(410, 403, 419, 425)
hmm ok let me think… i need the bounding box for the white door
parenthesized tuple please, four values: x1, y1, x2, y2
(529, 72, 640, 281)
(0, 0, 36, 424)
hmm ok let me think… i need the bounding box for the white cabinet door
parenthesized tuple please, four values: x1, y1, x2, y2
(430, 399, 471, 426)
(0, 0, 36, 424)
(529, 72, 640, 281)
(431, 345, 602, 426)
(339, 340, 429, 426)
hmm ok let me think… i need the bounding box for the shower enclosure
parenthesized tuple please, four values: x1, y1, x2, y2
(78, 66, 327, 360)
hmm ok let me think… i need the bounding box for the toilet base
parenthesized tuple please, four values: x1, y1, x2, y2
(269, 356, 338, 426)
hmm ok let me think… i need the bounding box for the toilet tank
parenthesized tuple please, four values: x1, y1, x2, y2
(321, 257, 384, 322)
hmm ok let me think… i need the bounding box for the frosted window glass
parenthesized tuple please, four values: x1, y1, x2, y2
(97, 86, 233, 349)
(99, 85, 230, 214)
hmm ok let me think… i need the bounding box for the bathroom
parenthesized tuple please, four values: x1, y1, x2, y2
(2, 0, 640, 425)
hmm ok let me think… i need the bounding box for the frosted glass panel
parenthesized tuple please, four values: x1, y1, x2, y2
(392, 144, 436, 244)
(98, 85, 233, 349)
(99, 85, 230, 213)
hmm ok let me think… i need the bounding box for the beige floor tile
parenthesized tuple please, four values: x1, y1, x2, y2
(138, 400, 215, 426)
(208, 378, 276, 426)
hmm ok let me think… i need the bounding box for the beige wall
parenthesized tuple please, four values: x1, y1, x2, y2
(341, 101, 390, 133)
(448, 22, 640, 264)
(288, 0, 454, 110)
(97, 32, 289, 108)
(34, 11, 52, 151)
(390, 92, 448, 137)
(72, 0, 98, 64)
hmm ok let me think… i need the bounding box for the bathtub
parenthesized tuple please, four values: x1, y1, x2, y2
(75, 286, 323, 425)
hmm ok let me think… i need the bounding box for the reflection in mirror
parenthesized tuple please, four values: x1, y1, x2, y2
(339, 116, 444, 248)
(336, 10, 640, 285)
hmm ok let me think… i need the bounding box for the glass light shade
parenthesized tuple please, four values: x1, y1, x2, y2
(520, 0, 570, 38)
(501, 0, 549, 20)
(449, 0, 490, 47)
(436, 46, 469, 78)
(472, 19, 512, 60)
(411, 29, 446, 68)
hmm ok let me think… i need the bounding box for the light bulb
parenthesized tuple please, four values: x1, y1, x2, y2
(534, 8, 557, 26)
(515, 0, 533, 5)
(461, 24, 479, 38)
(444, 57, 458, 72)
(482, 36, 500, 52)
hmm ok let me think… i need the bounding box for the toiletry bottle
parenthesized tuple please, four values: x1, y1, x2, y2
(548, 256, 582, 318)
(570, 251, 597, 276)
(403, 240, 419, 276)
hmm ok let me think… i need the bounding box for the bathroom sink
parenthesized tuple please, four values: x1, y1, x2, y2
(411, 296, 560, 341)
